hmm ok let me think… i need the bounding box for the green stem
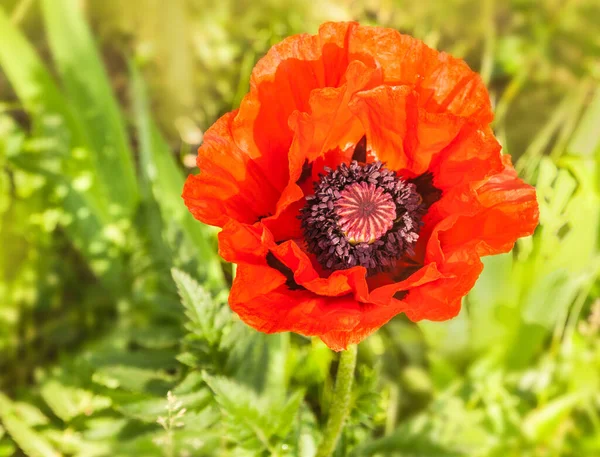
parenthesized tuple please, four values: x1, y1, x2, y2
(316, 344, 358, 457)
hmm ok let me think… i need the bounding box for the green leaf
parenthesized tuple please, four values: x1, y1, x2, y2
(504, 270, 581, 368)
(568, 86, 600, 157)
(172, 268, 229, 346)
(548, 157, 600, 274)
(467, 253, 519, 355)
(0, 9, 69, 120)
(350, 421, 462, 457)
(203, 372, 304, 452)
(522, 394, 582, 442)
(0, 394, 59, 457)
(40, 380, 111, 422)
(11, 403, 49, 427)
(0, 416, 59, 457)
(118, 390, 211, 422)
(0, 9, 126, 290)
(92, 365, 175, 395)
(521, 269, 580, 330)
(131, 62, 224, 288)
(40, 0, 138, 215)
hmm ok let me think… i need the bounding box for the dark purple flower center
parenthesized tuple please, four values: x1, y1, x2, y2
(300, 160, 428, 273)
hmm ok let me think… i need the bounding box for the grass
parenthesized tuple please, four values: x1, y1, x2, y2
(0, 0, 599, 456)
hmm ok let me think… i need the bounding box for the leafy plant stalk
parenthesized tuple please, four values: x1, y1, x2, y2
(316, 344, 358, 457)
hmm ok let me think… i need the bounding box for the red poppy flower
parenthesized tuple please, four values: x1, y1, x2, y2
(183, 22, 539, 351)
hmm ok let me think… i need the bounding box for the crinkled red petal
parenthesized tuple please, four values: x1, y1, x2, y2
(182, 111, 283, 227)
(349, 85, 467, 176)
(346, 25, 493, 122)
(230, 264, 363, 336)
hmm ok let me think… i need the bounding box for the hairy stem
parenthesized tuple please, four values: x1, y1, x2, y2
(316, 344, 358, 457)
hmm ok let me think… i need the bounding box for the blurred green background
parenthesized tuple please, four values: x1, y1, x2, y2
(0, 0, 599, 456)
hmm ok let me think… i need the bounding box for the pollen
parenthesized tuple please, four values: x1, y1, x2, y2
(335, 182, 396, 244)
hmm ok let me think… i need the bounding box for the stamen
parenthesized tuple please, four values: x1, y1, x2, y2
(299, 158, 432, 273)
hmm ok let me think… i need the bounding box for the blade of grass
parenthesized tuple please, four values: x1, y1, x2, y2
(0, 8, 125, 289)
(129, 61, 225, 289)
(568, 86, 600, 158)
(479, 0, 495, 87)
(0, 8, 75, 125)
(9, 0, 34, 25)
(550, 79, 593, 160)
(0, 7, 109, 222)
(516, 88, 577, 181)
(40, 0, 138, 216)
(493, 66, 530, 128)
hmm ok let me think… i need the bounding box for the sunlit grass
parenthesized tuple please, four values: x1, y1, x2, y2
(0, 0, 599, 456)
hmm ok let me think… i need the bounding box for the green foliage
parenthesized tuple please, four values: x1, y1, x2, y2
(203, 372, 304, 454)
(1, 0, 600, 456)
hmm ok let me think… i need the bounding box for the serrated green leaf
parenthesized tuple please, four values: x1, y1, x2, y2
(176, 352, 201, 368)
(80, 417, 129, 441)
(521, 270, 579, 330)
(203, 372, 304, 452)
(1, 415, 60, 457)
(277, 390, 305, 438)
(172, 268, 230, 346)
(173, 372, 205, 395)
(504, 270, 582, 368)
(43, 428, 110, 457)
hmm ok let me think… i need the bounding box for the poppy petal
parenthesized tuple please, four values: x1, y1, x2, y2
(270, 240, 370, 300)
(288, 60, 381, 165)
(347, 25, 493, 122)
(398, 156, 538, 321)
(182, 111, 282, 227)
(349, 85, 465, 175)
(430, 125, 504, 189)
(419, 52, 493, 123)
(218, 219, 274, 264)
(230, 277, 363, 336)
(437, 155, 539, 256)
(234, 22, 359, 181)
